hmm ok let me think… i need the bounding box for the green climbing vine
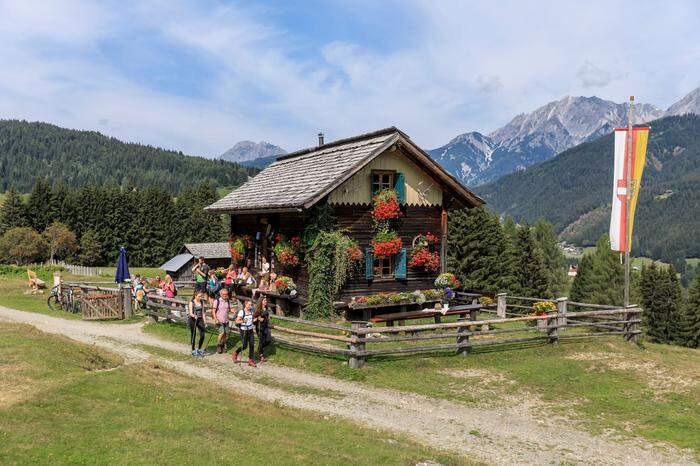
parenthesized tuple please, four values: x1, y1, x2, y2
(305, 230, 363, 319)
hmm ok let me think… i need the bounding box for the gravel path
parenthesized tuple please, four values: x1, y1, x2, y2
(1, 306, 694, 465)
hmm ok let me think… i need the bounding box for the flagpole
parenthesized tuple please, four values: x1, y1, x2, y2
(624, 96, 634, 307)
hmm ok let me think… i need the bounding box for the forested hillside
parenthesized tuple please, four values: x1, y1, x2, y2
(477, 115, 700, 261)
(0, 120, 258, 193)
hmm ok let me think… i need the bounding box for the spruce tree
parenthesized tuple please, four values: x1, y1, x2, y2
(533, 217, 567, 296)
(679, 275, 700, 348)
(0, 187, 27, 234)
(569, 235, 624, 305)
(447, 207, 516, 292)
(79, 229, 103, 266)
(25, 179, 53, 232)
(640, 263, 683, 344)
(513, 222, 549, 297)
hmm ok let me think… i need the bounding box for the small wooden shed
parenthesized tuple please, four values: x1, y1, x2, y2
(159, 243, 232, 281)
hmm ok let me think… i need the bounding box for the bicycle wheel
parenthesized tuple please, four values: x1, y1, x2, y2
(47, 294, 61, 312)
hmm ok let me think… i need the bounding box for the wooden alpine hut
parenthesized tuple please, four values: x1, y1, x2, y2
(206, 127, 483, 309)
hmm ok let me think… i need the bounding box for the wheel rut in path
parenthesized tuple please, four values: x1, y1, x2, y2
(0, 306, 694, 465)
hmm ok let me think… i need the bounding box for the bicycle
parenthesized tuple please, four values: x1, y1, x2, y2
(47, 284, 79, 313)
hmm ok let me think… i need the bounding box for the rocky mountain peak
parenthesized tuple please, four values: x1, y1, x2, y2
(220, 140, 286, 163)
(666, 86, 700, 116)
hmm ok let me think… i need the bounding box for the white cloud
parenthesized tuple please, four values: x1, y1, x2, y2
(0, 0, 699, 155)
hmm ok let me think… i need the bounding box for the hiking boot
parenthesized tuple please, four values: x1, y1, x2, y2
(216, 344, 223, 354)
(191, 350, 197, 357)
(231, 351, 238, 362)
(259, 355, 267, 363)
(247, 358, 257, 368)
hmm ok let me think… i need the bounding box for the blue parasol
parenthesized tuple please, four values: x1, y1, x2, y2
(115, 247, 131, 283)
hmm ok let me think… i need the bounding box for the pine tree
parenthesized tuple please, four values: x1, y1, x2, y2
(502, 216, 518, 244)
(533, 217, 567, 296)
(679, 275, 700, 348)
(25, 179, 53, 232)
(79, 229, 103, 266)
(570, 235, 624, 305)
(640, 263, 683, 344)
(447, 207, 516, 292)
(513, 222, 549, 297)
(0, 187, 27, 234)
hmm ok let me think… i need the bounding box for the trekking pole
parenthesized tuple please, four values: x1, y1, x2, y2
(204, 326, 216, 355)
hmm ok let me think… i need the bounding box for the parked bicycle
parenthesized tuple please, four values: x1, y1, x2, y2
(47, 284, 79, 313)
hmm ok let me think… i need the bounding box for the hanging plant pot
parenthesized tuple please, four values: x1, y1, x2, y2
(372, 188, 400, 221)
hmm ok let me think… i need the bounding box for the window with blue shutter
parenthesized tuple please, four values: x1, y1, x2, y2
(394, 172, 405, 204)
(364, 247, 374, 280)
(394, 248, 407, 280)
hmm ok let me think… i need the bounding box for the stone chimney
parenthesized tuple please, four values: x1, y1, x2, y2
(318, 132, 324, 146)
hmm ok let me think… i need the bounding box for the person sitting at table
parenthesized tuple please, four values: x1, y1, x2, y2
(252, 275, 269, 299)
(237, 267, 253, 286)
(224, 264, 237, 293)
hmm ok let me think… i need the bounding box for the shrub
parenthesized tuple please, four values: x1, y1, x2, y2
(0, 227, 47, 265)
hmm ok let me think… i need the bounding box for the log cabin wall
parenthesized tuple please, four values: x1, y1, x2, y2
(333, 204, 442, 300)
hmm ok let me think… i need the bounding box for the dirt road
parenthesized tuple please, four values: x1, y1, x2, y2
(1, 306, 694, 465)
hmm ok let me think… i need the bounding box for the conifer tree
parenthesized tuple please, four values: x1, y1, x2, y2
(570, 235, 624, 305)
(640, 263, 683, 344)
(513, 222, 549, 297)
(679, 275, 700, 348)
(0, 187, 27, 234)
(25, 179, 53, 232)
(79, 229, 103, 266)
(447, 207, 516, 292)
(533, 217, 567, 296)
(502, 216, 518, 244)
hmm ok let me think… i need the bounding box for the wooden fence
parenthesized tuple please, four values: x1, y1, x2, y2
(143, 292, 641, 368)
(62, 282, 133, 320)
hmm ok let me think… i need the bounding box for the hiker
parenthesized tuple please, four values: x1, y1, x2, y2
(254, 296, 272, 362)
(206, 270, 221, 298)
(188, 290, 207, 356)
(211, 288, 232, 354)
(162, 274, 176, 299)
(232, 299, 256, 367)
(192, 256, 209, 293)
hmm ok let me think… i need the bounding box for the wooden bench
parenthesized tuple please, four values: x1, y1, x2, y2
(370, 303, 483, 326)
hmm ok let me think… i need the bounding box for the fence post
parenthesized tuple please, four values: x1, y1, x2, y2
(625, 305, 639, 343)
(496, 293, 507, 318)
(456, 316, 470, 356)
(556, 297, 568, 329)
(121, 285, 132, 318)
(546, 313, 558, 343)
(348, 321, 367, 368)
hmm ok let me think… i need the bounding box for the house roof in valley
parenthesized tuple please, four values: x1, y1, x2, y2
(205, 127, 483, 214)
(183, 242, 231, 259)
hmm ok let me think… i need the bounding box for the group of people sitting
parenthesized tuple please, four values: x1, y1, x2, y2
(188, 256, 274, 367)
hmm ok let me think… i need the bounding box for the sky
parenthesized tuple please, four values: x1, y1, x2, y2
(1, 0, 699, 157)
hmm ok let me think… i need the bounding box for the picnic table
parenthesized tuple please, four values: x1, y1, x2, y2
(370, 303, 483, 326)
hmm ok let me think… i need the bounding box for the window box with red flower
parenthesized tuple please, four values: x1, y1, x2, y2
(229, 235, 252, 264)
(371, 188, 400, 222)
(371, 229, 402, 258)
(274, 234, 301, 269)
(408, 232, 440, 272)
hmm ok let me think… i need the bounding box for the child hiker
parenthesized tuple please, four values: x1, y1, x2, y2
(232, 300, 256, 367)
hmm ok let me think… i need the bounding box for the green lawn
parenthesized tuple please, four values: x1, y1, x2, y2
(145, 320, 700, 455)
(0, 322, 466, 465)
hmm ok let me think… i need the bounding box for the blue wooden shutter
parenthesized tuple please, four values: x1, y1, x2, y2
(395, 248, 407, 280)
(394, 172, 405, 203)
(364, 247, 374, 280)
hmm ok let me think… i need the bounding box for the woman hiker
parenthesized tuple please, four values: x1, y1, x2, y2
(254, 296, 272, 363)
(188, 290, 207, 357)
(232, 299, 256, 367)
(211, 288, 232, 354)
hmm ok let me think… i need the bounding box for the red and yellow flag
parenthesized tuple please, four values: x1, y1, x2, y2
(609, 127, 649, 252)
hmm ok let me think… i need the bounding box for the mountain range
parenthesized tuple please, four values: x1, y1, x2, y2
(428, 87, 700, 186)
(226, 87, 700, 188)
(476, 114, 700, 261)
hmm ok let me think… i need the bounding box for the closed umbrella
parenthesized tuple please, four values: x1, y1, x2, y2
(115, 247, 131, 283)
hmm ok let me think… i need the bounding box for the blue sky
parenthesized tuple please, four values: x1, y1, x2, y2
(1, 0, 698, 156)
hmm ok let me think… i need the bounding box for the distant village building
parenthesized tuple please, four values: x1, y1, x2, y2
(159, 243, 231, 281)
(206, 127, 483, 302)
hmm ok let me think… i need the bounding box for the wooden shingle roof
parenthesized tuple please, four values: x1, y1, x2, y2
(183, 242, 231, 259)
(206, 127, 483, 214)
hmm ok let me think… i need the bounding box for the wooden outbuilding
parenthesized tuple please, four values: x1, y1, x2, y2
(206, 127, 483, 302)
(159, 243, 231, 281)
